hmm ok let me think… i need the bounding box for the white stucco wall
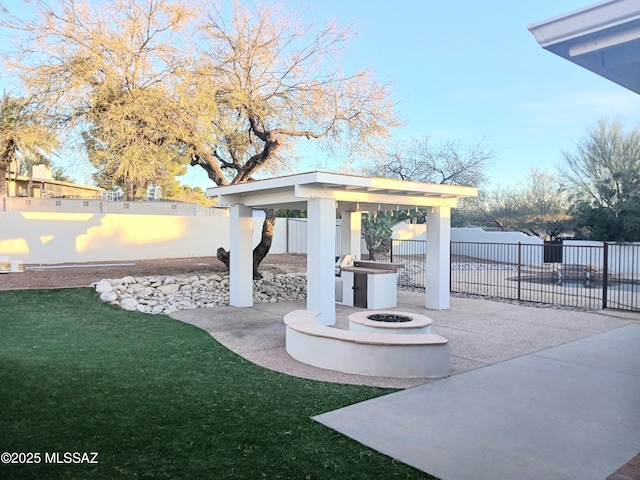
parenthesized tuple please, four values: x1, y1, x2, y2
(564, 240, 640, 275)
(0, 211, 230, 264)
(11, 206, 629, 272)
(390, 225, 544, 261)
(450, 227, 543, 264)
(450, 227, 542, 245)
(251, 213, 300, 255)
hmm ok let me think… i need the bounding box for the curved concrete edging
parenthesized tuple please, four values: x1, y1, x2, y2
(283, 310, 450, 378)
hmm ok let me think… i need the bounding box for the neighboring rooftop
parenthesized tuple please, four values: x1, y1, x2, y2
(5, 162, 103, 199)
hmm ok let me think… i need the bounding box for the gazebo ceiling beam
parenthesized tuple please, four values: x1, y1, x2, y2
(218, 191, 300, 208)
(218, 190, 459, 211)
(336, 200, 457, 213)
(295, 185, 459, 208)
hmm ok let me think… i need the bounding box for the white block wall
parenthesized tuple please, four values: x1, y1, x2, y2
(0, 211, 230, 264)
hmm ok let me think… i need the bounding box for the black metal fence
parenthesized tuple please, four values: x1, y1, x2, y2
(390, 239, 426, 289)
(390, 239, 640, 312)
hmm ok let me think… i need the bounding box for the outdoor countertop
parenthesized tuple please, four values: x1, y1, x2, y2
(342, 266, 398, 275)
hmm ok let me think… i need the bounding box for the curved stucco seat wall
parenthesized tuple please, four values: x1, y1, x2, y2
(283, 310, 450, 378)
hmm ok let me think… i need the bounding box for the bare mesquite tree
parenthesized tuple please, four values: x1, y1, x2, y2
(371, 136, 495, 187)
(188, 2, 400, 184)
(1, 0, 401, 275)
(465, 187, 524, 231)
(188, 2, 401, 275)
(463, 168, 571, 238)
(364, 136, 494, 253)
(518, 168, 571, 239)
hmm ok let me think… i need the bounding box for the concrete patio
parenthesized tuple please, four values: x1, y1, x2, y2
(170, 291, 636, 388)
(170, 293, 640, 479)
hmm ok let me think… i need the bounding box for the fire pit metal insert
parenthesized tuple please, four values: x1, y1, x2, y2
(367, 313, 413, 323)
(348, 310, 433, 335)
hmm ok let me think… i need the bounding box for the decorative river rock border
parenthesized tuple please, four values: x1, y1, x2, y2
(93, 272, 307, 315)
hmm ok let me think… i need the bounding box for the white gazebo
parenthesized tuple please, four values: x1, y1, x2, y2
(207, 171, 477, 325)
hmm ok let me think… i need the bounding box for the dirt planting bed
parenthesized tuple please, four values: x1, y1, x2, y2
(0, 254, 308, 291)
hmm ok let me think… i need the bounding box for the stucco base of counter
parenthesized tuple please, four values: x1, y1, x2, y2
(283, 310, 450, 378)
(337, 270, 398, 309)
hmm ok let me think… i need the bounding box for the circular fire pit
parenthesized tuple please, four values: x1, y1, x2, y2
(348, 311, 432, 335)
(367, 313, 413, 323)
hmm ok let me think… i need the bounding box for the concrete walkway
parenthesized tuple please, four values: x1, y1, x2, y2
(171, 292, 640, 478)
(315, 324, 640, 480)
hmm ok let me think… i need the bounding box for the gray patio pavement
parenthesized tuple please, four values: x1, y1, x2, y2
(171, 292, 640, 479)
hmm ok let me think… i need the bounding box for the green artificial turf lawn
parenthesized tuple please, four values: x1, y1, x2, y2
(0, 288, 436, 479)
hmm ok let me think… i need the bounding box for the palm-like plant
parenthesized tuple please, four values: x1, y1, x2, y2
(0, 93, 57, 197)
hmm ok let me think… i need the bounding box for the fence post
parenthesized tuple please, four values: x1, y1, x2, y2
(517, 242, 522, 301)
(285, 218, 290, 254)
(390, 240, 394, 263)
(449, 241, 452, 293)
(602, 242, 608, 309)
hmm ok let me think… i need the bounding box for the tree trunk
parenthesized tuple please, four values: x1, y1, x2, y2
(252, 209, 275, 279)
(216, 209, 276, 280)
(125, 181, 135, 201)
(0, 163, 6, 198)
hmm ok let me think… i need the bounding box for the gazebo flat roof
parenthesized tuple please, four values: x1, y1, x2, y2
(207, 171, 478, 211)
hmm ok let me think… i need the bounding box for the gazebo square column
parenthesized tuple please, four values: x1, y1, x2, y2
(340, 211, 361, 258)
(425, 206, 451, 310)
(307, 197, 336, 325)
(229, 204, 254, 307)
